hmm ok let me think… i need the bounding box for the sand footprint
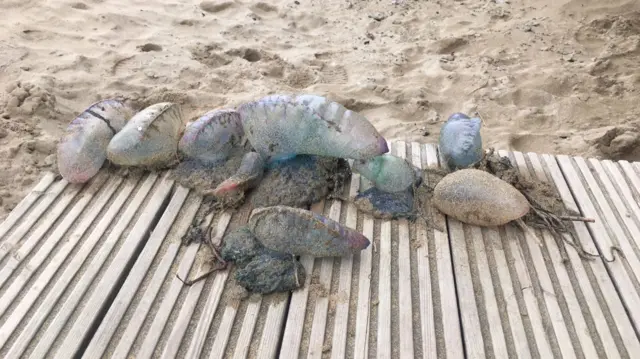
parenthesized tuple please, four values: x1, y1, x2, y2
(189, 43, 233, 68)
(318, 63, 348, 84)
(199, 1, 234, 13)
(225, 47, 262, 63)
(137, 43, 162, 52)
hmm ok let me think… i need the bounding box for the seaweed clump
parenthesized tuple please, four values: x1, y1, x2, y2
(416, 149, 600, 263)
(249, 155, 351, 209)
(220, 226, 306, 294)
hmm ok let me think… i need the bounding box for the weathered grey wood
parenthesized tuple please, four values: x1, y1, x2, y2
(3, 142, 640, 359)
(529, 153, 605, 358)
(556, 154, 640, 356)
(2, 173, 149, 359)
(307, 200, 341, 358)
(0, 177, 73, 263)
(511, 151, 576, 359)
(395, 140, 415, 358)
(278, 201, 324, 358)
(182, 212, 234, 359)
(82, 185, 194, 358)
(0, 171, 55, 240)
(425, 143, 464, 359)
(413, 142, 437, 359)
(448, 219, 486, 359)
(31, 172, 173, 358)
(330, 170, 360, 359)
(353, 208, 374, 359)
(0, 172, 111, 317)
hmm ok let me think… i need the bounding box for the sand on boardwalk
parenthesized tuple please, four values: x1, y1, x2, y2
(1, 0, 640, 220)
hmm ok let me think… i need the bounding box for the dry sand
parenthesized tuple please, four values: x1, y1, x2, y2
(1, 0, 639, 219)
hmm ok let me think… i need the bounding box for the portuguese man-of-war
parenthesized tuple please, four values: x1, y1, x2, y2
(237, 94, 389, 164)
(57, 99, 132, 184)
(247, 205, 371, 257)
(178, 108, 244, 165)
(438, 112, 483, 171)
(107, 102, 184, 169)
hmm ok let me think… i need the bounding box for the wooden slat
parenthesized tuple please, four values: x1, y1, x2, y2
(256, 294, 289, 358)
(1, 171, 153, 358)
(412, 142, 437, 359)
(81, 185, 194, 358)
(129, 231, 202, 358)
(279, 201, 324, 357)
(485, 226, 532, 358)
(0, 172, 56, 240)
(3, 142, 640, 359)
(592, 158, 640, 327)
(352, 208, 374, 359)
(469, 225, 509, 358)
(330, 170, 359, 359)
(425, 143, 464, 359)
(555, 154, 640, 356)
(528, 153, 607, 358)
(0, 177, 72, 263)
(377, 212, 392, 359)
(230, 295, 261, 359)
(0, 172, 121, 345)
(448, 218, 486, 358)
(30, 172, 174, 358)
(82, 183, 292, 358)
(0, 172, 110, 315)
(307, 200, 341, 358)
(395, 141, 415, 357)
(512, 151, 575, 358)
(167, 211, 233, 359)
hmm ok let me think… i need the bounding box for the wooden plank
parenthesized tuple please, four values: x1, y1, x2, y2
(511, 151, 577, 359)
(594, 159, 640, 328)
(132, 229, 203, 359)
(278, 201, 324, 357)
(307, 200, 341, 358)
(165, 211, 233, 359)
(330, 169, 359, 359)
(469, 225, 509, 358)
(81, 185, 195, 358)
(84, 181, 293, 359)
(29, 172, 173, 358)
(6, 142, 640, 359)
(528, 153, 606, 358)
(353, 211, 374, 359)
(256, 296, 289, 359)
(573, 156, 640, 322)
(618, 161, 640, 203)
(377, 219, 392, 359)
(0, 171, 111, 316)
(448, 219, 486, 358)
(395, 141, 415, 357)
(0, 177, 74, 263)
(230, 296, 261, 359)
(412, 142, 437, 359)
(424, 143, 464, 359)
(2, 173, 150, 359)
(555, 154, 640, 356)
(485, 227, 532, 359)
(0, 172, 55, 240)
(208, 302, 239, 359)
(497, 150, 554, 358)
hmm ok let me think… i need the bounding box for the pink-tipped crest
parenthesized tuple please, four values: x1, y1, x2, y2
(347, 231, 371, 250)
(212, 179, 240, 196)
(378, 137, 389, 155)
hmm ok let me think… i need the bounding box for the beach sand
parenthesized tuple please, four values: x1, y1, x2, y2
(0, 0, 639, 219)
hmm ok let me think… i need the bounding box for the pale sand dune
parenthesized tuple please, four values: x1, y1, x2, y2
(1, 0, 640, 218)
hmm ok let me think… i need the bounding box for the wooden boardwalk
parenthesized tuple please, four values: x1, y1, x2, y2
(0, 141, 639, 359)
